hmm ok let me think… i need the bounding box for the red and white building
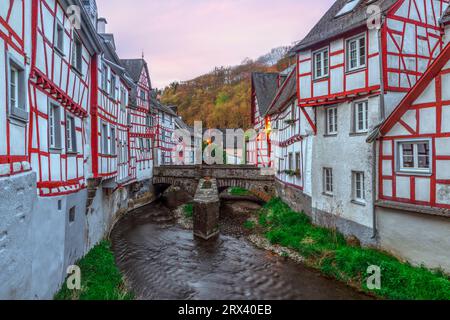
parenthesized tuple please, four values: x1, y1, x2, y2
(152, 92, 177, 166)
(248, 72, 278, 167)
(374, 40, 450, 271)
(121, 59, 154, 181)
(253, 0, 450, 270)
(0, 0, 31, 178)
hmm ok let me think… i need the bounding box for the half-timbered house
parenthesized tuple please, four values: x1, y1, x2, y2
(277, 0, 450, 245)
(248, 72, 278, 167)
(121, 58, 154, 181)
(373, 41, 450, 271)
(151, 91, 177, 166)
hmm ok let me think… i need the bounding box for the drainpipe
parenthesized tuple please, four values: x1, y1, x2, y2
(371, 17, 386, 240)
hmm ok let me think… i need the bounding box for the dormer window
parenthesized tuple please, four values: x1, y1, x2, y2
(335, 0, 360, 18)
(313, 48, 329, 79)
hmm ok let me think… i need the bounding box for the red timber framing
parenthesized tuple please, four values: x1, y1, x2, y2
(154, 109, 175, 165)
(297, 27, 381, 108)
(29, 0, 92, 196)
(250, 97, 270, 167)
(383, 0, 450, 92)
(378, 42, 450, 209)
(0, 0, 29, 177)
(129, 67, 153, 177)
(93, 57, 128, 181)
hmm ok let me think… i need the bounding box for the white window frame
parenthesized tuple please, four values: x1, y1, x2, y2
(325, 106, 338, 135)
(110, 73, 116, 98)
(71, 34, 82, 73)
(49, 102, 62, 151)
(396, 139, 432, 174)
(54, 20, 65, 55)
(313, 47, 329, 79)
(102, 123, 109, 155)
(8, 55, 28, 122)
(352, 171, 366, 203)
(353, 100, 369, 133)
(323, 167, 334, 195)
(65, 114, 77, 153)
(346, 33, 366, 72)
(110, 126, 116, 155)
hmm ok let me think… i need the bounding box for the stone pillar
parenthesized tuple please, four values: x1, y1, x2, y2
(193, 179, 220, 240)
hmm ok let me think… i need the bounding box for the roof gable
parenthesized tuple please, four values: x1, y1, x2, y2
(380, 42, 450, 136)
(291, 0, 397, 53)
(266, 68, 297, 115)
(251, 72, 279, 116)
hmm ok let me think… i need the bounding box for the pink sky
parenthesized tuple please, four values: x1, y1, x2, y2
(96, 0, 334, 88)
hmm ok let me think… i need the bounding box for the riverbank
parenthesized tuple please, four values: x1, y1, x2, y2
(54, 241, 133, 300)
(246, 198, 450, 300)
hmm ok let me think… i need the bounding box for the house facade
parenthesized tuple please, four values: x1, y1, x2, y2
(253, 0, 450, 270)
(121, 59, 154, 182)
(152, 91, 177, 166)
(0, 0, 161, 299)
(248, 72, 278, 167)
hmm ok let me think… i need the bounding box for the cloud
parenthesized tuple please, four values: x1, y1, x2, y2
(96, 0, 334, 88)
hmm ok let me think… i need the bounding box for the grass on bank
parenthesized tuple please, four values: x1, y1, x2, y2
(251, 198, 450, 300)
(229, 187, 251, 196)
(55, 240, 133, 300)
(184, 203, 194, 218)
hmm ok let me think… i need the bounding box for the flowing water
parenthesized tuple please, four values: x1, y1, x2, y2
(110, 201, 372, 300)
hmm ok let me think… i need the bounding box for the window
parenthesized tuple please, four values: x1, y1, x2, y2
(69, 206, 76, 223)
(102, 123, 109, 154)
(120, 88, 127, 109)
(295, 153, 301, 173)
(323, 168, 333, 195)
(313, 48, 329, 79)
(353, 101, 369, 133)
(326, 107, 338, 135)
(352, 171, 365, 203)
(398, 140, 431, 174)
(146, 139, 151, 151)
(110, 127, 116, 155)
(146, 115, 152, 127)
(55, 21, 65, 54)
(49, 103, 62, 150)
(335, 0, 360, 17)
(110, 74, 116, 98)
(8, 59, 27, 121)
(288, 153, 293, 171)
(140, 90, 146, 102)
(139, 138, 144, 150)
(71, 34, 82, 72)
(66, 114, 77, 153)
(102, 64, 108, 92)
(347, 34, 366, 71)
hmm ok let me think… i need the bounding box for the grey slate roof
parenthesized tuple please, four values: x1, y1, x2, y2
(120, 59, 146, 83)
(291, 0, 397, 54)
(267, 69, 297, 116)
(251, 72, 279, 116)
(150, 91, 178, 117)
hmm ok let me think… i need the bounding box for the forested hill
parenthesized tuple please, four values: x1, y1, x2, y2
(161, 47, 294, 129)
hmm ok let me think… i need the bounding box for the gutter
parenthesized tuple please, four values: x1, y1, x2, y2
(371, 16, 387, 240)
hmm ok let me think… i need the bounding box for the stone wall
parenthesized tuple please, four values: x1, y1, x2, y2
(377, 205, 450, 273)
(275, 180, 312, 216)
(0, 172, 154, 300)
(0, 172, 36, 299)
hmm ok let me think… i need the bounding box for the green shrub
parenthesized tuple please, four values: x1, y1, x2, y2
(55, 241, 133, 300)
(184, 203, 194, 218)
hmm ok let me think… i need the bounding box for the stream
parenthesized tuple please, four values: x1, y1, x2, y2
(110, 199, 372, 300)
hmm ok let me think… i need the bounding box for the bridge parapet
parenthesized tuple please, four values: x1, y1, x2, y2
(153, 165, 275, 200)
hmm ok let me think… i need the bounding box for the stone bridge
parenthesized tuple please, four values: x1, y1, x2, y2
(153, 165, 275, 201)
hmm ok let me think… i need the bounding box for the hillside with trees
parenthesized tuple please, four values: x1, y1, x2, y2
(161, 46, 295, 129)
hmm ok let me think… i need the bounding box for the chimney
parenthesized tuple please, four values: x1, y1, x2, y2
(97, 17, 107, 34)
